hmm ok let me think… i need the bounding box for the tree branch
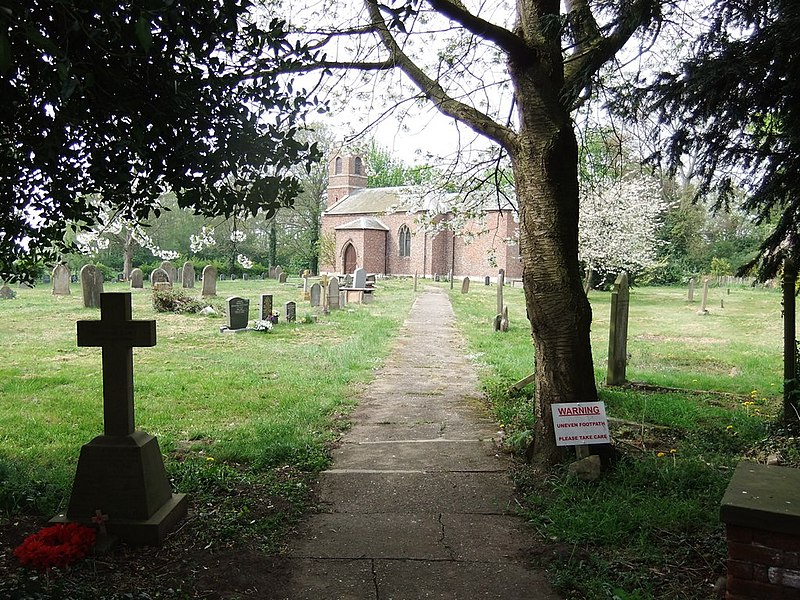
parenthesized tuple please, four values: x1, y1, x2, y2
(365, 0, 517, 152)
(424, 0, 531, 58)
(563, 0, 659, 109)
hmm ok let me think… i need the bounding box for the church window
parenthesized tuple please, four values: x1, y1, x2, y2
(398, 225, 411, 257)
(334, 156, 343, 174)
(354, 157, 363, 175)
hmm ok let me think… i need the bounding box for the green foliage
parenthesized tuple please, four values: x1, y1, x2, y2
(151, 289, 207, 314)
(1, 1, 321, 283)
(634, 0, 800, 280)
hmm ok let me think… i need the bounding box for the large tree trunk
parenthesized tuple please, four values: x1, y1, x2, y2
(510, 47, 599, 469)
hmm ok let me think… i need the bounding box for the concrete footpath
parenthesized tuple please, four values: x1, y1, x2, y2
(278, 288, 561, 599)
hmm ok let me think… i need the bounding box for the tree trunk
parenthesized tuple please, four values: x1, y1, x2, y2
(510, 57, 599, 469)
(122, 230, 135, 280)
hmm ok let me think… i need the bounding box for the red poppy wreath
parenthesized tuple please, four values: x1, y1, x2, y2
(14, 523, 97, 570)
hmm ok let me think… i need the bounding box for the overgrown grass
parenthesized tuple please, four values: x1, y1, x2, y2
(448, 280, 784, 600)
(0, 278, 415, 522)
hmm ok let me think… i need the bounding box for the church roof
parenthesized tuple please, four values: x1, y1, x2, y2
(334, 217, 390, 231)
(325, 187, 453, 215)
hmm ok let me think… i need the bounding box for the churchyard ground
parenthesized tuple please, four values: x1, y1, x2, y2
(0, 276, 793, 599)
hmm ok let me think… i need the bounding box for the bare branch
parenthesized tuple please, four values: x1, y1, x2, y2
(364, 0, 517, 152)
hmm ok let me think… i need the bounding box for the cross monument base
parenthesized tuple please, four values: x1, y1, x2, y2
(53, 430, 187, 545)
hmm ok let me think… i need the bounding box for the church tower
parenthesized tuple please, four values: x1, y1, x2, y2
(326, 154, 368, 208)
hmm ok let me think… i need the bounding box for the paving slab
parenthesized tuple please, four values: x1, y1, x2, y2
(316, 471, 516, 514)
(282, 288, 560, 599)
(329, 440, 506, 472)
(374, 559, 561, 600)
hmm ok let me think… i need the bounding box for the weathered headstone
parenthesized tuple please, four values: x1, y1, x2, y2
(150, 268, 171, 288)
(485, 275, 490, 286)
(226, 296, 250, 330)
(688, 278, 695, 302)
(497, 268, 505, 317)
(606, 272, 630, 386)
(269, 266, 276, 279)
(259, 294, 274, 321)
(201, 265, 217, 297)
(328, 277, 340, 309)
(0, 284, 15, 299)
(500, 305, 509, 332)
(159, 261, 178, 284)
(181, 262, 195, 288)
(61, 292, 187, 544)
(433, 272, 440, 282)
(279, 272, 287, 284)
(52, 264, 71, 295)
(80, 264, 104, 308)
(274, 266, 283, 281)
(310, 283, 321, 307)
(353, 267, 367, 289)
(42, 274, 51, 284)
(461, 277, 470, 294)
(242, 273, 248, 281)
(129, 268, 144, 289)
(284, 301, 296, 323)
(303, 273, 310, 300)
(340, 290, 348, 307)
(698, 278, 710, 315)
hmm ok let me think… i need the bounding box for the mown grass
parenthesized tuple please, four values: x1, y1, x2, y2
(448, 280, 784, 600)
(0, 278, 415, 522)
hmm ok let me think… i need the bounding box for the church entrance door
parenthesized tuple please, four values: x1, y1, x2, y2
(343, 243, 357, 274)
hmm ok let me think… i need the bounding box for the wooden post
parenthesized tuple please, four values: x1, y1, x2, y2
(784, 259, 798, 422)
(606, 272, 630, 386)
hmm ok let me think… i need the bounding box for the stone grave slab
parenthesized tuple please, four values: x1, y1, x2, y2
(150, 268, 170, 288)
(201, 265, 217, 296)
(310, 283, 321, 306)
(181, 262, 195, 288)
(226, 296, 250, 330)
(129, 268, 144, 289)
(353, 267, 367, 289)
(259, 294, 273, 321)
(52, 264, 71, 295)
(80, 264, 104, 308)
(327, 277, 340, 309)
(285, 301, 296, 323)
(54, 292, 187, 544)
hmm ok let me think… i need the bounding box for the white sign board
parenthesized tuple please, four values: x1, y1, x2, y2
(551, 402, 611, 446)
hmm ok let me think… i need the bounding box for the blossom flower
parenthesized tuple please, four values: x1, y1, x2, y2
(237, 254, 253, 269)
(230, 230, 247, 242)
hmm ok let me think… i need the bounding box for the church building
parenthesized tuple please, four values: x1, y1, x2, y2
(319, 154, 522, 279)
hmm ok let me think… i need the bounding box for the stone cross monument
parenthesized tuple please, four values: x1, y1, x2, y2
(55, 293, 187, 544)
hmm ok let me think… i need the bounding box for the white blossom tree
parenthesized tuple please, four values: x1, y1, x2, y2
(579, 172, 666, 284)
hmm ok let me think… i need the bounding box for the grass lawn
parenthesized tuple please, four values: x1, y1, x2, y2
(448, 279, 791, 600)
(0, 276, 794, 599)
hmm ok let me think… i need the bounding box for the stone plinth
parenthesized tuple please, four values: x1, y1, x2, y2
(720, 462, 800, 599)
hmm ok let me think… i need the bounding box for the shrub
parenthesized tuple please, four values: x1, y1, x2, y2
(151, 288, 207, 313)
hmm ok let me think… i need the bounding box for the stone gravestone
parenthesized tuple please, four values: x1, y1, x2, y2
(687, 278, 695, 302)
(226, 296, 250, 330)
(274, 266, 283, 281)
(60, 293, 187, 544)
(310, 283, 321, 307)
(606, 272, 630, 386)
(150, 268, 171, 289)
(500, 305, 509, 332)
(0, 284, 15, 299)
(485, 275, 491, 286)
(52, 264, 71, 295)
(328, 277, 340, 310)
(259, 294, 274, 321)
(43, 274, 51, 284)
(269, 266, 276, 279)
(181, 262, 195, 289)
(279, 272, 287, 284)
(80, 264, 104, 308)
(353, 267, 367, 289)
(303, 273, 310, 300)
(698, 278, 710, 315)
(129, 268, 144, 289)
(201, 265, 217, 296)
(461, 277, 470, 294)
(159, 261, 178, 284)
(285, 301, 296, 323)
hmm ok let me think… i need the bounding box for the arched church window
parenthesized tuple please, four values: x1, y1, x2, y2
(354, 157, 363, 175)
(399, 225, 411, 257)
(334, 156, 343, 174)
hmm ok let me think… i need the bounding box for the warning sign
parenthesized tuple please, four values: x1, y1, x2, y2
(551, 402, 611, 447)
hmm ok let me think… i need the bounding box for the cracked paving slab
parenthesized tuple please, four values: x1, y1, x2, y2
(281, 287, 561, 599)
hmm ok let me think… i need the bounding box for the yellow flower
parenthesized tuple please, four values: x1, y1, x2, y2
(657, 452, 665, 458)
(726, 425, 734, 430)
(206, 456, 215, 461)
(670, 449, 677, 454)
